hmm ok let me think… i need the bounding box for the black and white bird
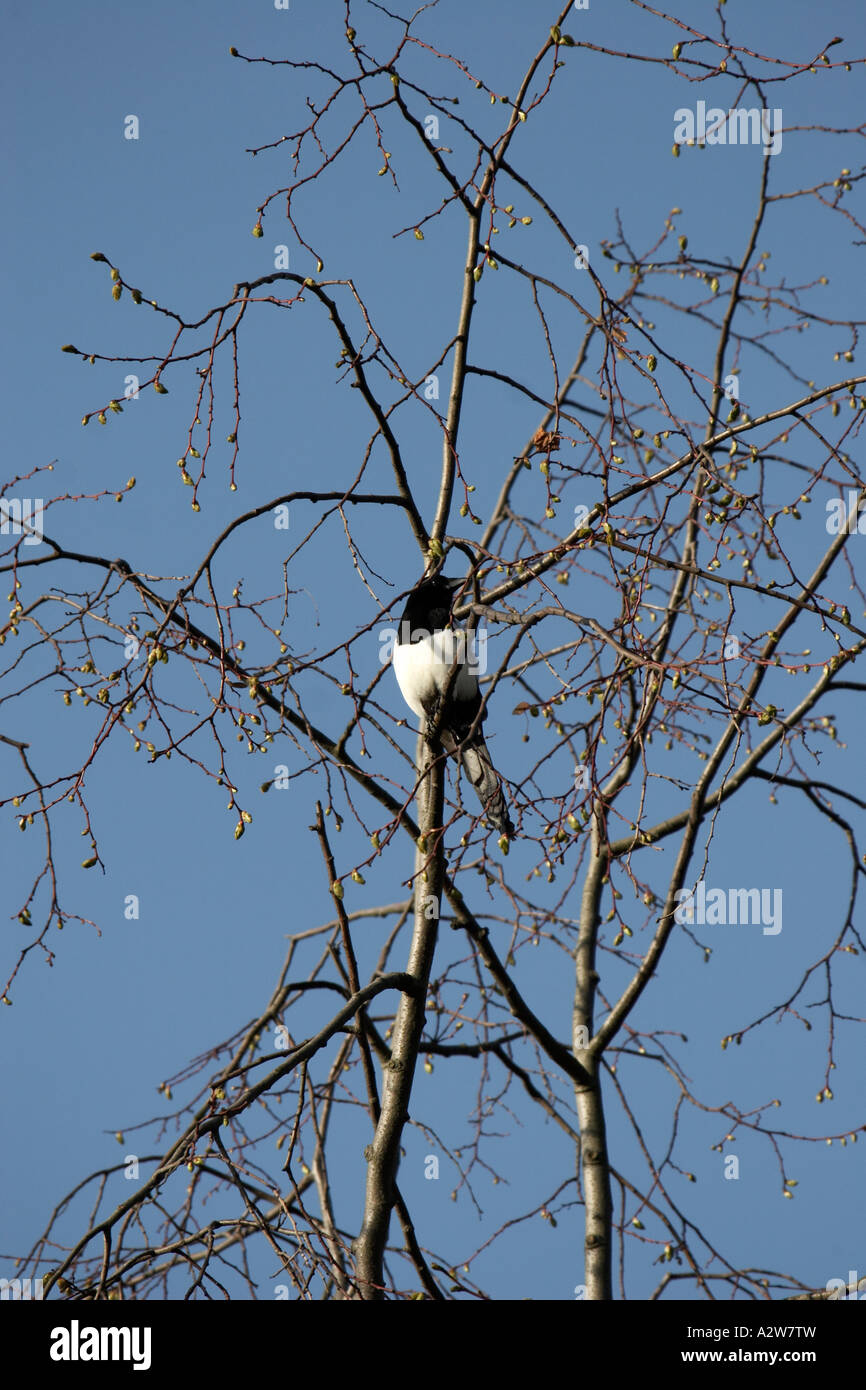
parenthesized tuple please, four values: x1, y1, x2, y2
(392, 573, 514, 836)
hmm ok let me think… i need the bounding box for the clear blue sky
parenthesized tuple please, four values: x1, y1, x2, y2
(2, 0, 865, 1300)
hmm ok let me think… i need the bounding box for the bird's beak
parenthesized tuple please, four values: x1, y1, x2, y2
(445, 575, 469, 608)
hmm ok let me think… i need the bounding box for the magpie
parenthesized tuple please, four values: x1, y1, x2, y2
(392, 573, 514, 836)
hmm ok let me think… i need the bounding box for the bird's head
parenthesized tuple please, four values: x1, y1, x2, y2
(419, 571, 465, 603)
(400, 572, 467, 636)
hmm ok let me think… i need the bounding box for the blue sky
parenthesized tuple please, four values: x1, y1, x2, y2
(2, 0, 865, 1301)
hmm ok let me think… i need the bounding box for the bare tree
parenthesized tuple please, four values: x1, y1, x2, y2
(4, 2, 865, 1301)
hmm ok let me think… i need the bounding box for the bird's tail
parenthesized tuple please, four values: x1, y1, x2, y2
(444, 729, 514, 836)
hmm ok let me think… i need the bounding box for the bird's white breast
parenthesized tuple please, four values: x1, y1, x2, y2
(393, 629, 478, 721)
